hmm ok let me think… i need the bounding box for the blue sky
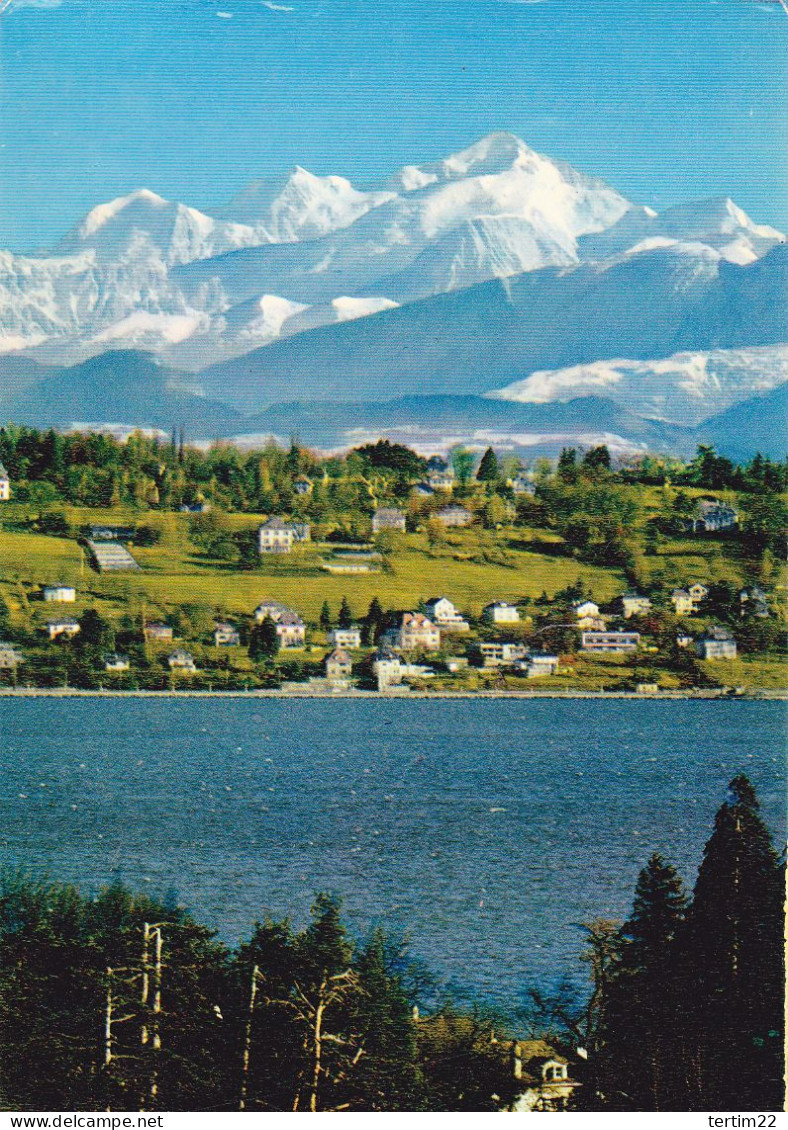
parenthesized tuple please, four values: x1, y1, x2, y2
(1, 0, 785, 252)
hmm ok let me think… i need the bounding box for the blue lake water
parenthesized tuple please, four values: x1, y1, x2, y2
(0, 698, 784, 1011)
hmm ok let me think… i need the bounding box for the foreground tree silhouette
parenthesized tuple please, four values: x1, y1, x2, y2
(598, 854, 688, 1110)
(682, 774, 784, 1111)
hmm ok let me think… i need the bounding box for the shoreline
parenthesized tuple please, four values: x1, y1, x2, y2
(0, 687, 784, 701)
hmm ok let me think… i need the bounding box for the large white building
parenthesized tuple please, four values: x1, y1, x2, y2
(423, 597, 470, 632)
(483, 602, 520, 625)
(258, 518, 311, 554)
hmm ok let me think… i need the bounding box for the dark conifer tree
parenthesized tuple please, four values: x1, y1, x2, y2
(319, 601, 332, 632)
(476, 447, 499, 482)
(598, 854, 688, 1110)
(338, 597, 353, 630)
(682, 775, 784, 1111)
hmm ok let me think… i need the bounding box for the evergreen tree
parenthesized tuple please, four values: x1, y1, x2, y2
(363, 598, 384, 645)
(598, 854, 688, 1110)
(338, 597, 353, 629)
(683, 775, 784, 1110)
(319, 601, 332, 632)
(476, 447, 499, 483)
(248, 617, 280, 661)
(557, 448, 579, 483)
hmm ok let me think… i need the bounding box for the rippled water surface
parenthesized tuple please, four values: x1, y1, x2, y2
(0, 698, 784, 1008)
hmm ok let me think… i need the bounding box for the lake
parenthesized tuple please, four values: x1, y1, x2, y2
(0, 697, 784, 1011)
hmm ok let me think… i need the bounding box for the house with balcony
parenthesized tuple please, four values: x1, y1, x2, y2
(168, 649, 197, 672)
(385, 612, 441, 651)
(423, 597, 470, 632)
(258, 517, 311, 554)
(214, 622, 240, 647)
(327, 626, 362, 649)
(483, 602, 520, 625)
(696, 625, 738, 660)
(581, 629, 640, 653)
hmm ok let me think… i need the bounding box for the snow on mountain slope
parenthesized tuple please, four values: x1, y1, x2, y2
(578, 196, 783, 266)
(57, 189, 262, 266)
(489, 343, 788, 427)
(198, 243, 788, 411)
(215, 166, 395, 242)
(176, 132, 632, 310)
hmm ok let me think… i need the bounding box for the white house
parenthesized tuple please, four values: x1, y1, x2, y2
(104, 653, 130, 672)
(46, 619, 81, 640)
(515, 653, 560, 678)
(0, 462, 10, 502)
(258, 518, 311, 554)
(385, 612, 441, 651)
(672, 584, 708, 615)
(145, 621, 174, 642)
(372, 645, 403, 690)
(435, 504, 473, 528)
(214, 622, 240, 647)
(483, 602, 520, 625)
(691, 499, 739, 533)
(581, 629, 640, 653)
(696, 626, 738, 660)
(372, 507, 406, 533)
(253, 601, 306, 648)
(572, 600, 600, 620)
(168, 649, 197, 672)
(615, 592, 652, 619)
(423, 597, 470, 632)
(0, 642, 24, 669)
(327, 626, 362, 649)
(478, 641, 528, 667)
(42, 585, 77, 603)
(325, 647, 353, 686)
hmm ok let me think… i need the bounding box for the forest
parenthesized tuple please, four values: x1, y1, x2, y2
(0, 775, 782, 1112)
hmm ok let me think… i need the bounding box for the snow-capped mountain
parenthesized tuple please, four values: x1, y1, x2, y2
(489, 343, 788, 427)
(0, 132, 785, 455)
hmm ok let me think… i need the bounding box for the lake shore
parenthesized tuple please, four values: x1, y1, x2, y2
(0, 686, 784, 700)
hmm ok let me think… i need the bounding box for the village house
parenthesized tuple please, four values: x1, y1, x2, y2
(0, 642, 24, 669)
(168, 649, 198, 672)
(324, 648, 353, 686)
(42, 585, 76, 603)
(372, 645, 403, 690)
(145, 621, 174, 642)
(477, 641, 528, 667)
(427, 469, 455, 491)
(253, 601, 306, 648)
(413, 482, 435, 498)
(676, 631, 694, 649)
(510, 472, 536, 496)
(0, 461, 10, 502)
(46, 619, 81, 641)
(739, 585, 770, 618)
(104, 653, 130, 672)
(614, 592, 652, 619)
(671, 584, 708, 616)
(514, 653, 560, 678)
(483, 601, 520, 625)
(508, 1041, 581, 1112)
(257, 517, 311, 554)
(572, 600, 603, 629)
(423, 597, 470, 632)
(293, 475, 313, 496)
(372, 507, 407, 533)
(327, 626, 362, 649)
(213, 622, 240, 647)
(689, 499, 739, 534)
(179, 501, 211, 514)
(581, 629, 640, 653)
(696, 625, 738, 660)
(435, 504, 473, 528)
(385, 612, 441, 651)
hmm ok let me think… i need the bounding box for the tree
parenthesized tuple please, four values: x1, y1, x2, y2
(598, 855, 688, 1111)
(683, 775, 784, 1111)
(476, 447, 499, 483)
(450, 447, 475, 487)
(249, 617, 280, 661)
(557, 448, 578, 484)
(338, 597, 353, 630)
(78, 608, 115, 652)
(319, 602, 332, 632)
(362, 598, 385, 645)
(581, 446, 611, 475)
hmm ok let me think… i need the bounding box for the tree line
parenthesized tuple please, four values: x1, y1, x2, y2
(0, 777, 781, 1112)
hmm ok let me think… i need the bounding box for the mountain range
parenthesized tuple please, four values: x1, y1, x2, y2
(0, 132, 785, 459)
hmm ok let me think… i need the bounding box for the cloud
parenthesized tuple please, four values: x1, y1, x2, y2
(216, 8, 233, 14)
(0, 0, 63, 11)
(262, 1, 295, 9)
